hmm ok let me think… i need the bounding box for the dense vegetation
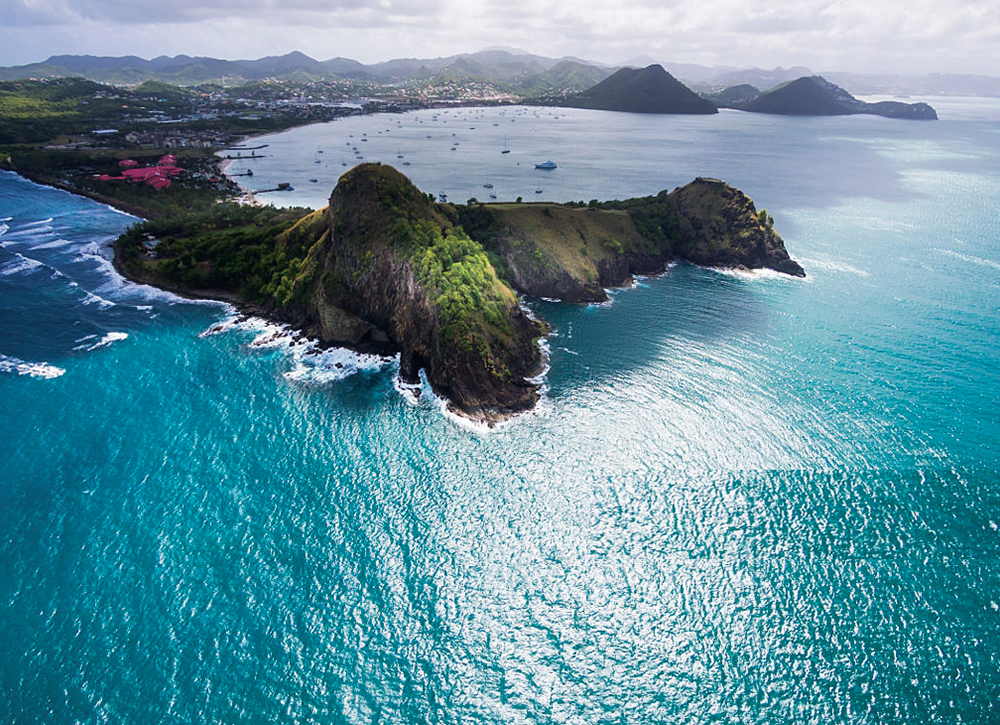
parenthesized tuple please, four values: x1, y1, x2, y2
(0, 79, 129, 143)
(407, 219, 514, 351)
(115, 204, 311, 303)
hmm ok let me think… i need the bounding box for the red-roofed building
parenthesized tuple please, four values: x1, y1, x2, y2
(94, 158, 181, 190)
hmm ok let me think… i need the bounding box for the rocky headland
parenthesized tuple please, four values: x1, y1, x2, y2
(115, 163, 804, 423)
(712, 75, 938, 120)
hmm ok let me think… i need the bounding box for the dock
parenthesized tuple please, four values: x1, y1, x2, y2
(255, 182, 294, 193)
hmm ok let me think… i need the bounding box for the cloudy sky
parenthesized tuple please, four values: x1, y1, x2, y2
(1, 0, 997, 74)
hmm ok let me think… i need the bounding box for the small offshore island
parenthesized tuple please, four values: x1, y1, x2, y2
(115, 163, 804, 424)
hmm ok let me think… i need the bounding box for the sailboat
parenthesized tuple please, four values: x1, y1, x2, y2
(501, 135, 510, 154)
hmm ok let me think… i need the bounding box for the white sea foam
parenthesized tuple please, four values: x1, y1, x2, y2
(72, 242, 105, 263)
(526, 336, 552, 385)
(403, 369, 496, 434)
(0, 223, 8, 238)
(73, 331, 128, 352)
(0, 354, 65, 379)
(709, 264, 806, 281)
(283, 344, 394, 384)
(103, 203, 139, 219)
(393, 374, 423, 405)
(80, 290, 116, 309)
(93, 263, 225, 307)
(0, 254, 43, 276)
(201, 314, 394, 383)
(31, 237, 75, 250)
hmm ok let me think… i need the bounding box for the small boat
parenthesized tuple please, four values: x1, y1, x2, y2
(535, 189, 543, 194)
(483, 183, 493, 188)
(535, 160, 557, 169)
(309, 178, 318, 183)
(402, 161, 411, 166)
(489, 193, 497, 199)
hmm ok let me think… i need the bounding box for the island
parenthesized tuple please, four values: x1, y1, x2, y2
(710, 75, 938, 120)
(540, 64, 718, 114)
(115, 164, 804, 424)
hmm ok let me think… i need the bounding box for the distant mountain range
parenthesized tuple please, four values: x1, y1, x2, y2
(0, 49, 616, 96)
(1, 49, 999, 98)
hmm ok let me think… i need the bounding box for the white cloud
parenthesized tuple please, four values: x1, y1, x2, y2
(0, 0, 996, 74)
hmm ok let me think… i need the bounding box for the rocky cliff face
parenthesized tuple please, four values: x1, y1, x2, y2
(667, 178, 806, 276)
(116, 164, 804, 423)
(459, 177, 804, 303)
(305, 164, 546, 423)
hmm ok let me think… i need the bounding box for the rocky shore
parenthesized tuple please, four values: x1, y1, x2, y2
(115, 163, 805, 423)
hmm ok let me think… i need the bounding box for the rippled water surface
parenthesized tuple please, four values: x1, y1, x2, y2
(2, 99, 1000, 723)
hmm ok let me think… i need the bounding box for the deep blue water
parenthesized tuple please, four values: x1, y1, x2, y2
(2, 99, 999, 723)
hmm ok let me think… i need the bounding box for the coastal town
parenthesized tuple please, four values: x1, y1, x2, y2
(0, 73, 530, 218)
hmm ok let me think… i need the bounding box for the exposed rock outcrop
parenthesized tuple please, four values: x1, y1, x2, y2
(115, 164, 805, 422)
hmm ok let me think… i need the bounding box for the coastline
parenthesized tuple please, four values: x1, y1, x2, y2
(216, 155, 262, 207)
(7, 167, 150, 220)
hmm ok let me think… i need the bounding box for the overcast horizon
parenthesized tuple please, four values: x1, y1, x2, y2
(1, 0, 998, 76)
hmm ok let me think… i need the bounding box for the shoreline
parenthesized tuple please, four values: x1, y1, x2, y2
(7, 167, 150, 220)
(216, 155, 261, 207)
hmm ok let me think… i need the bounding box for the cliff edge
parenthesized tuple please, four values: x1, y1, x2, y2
(115, 164, 804, 422)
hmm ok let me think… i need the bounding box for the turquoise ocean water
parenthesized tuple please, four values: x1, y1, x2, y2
(2, 100, 999, 723)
